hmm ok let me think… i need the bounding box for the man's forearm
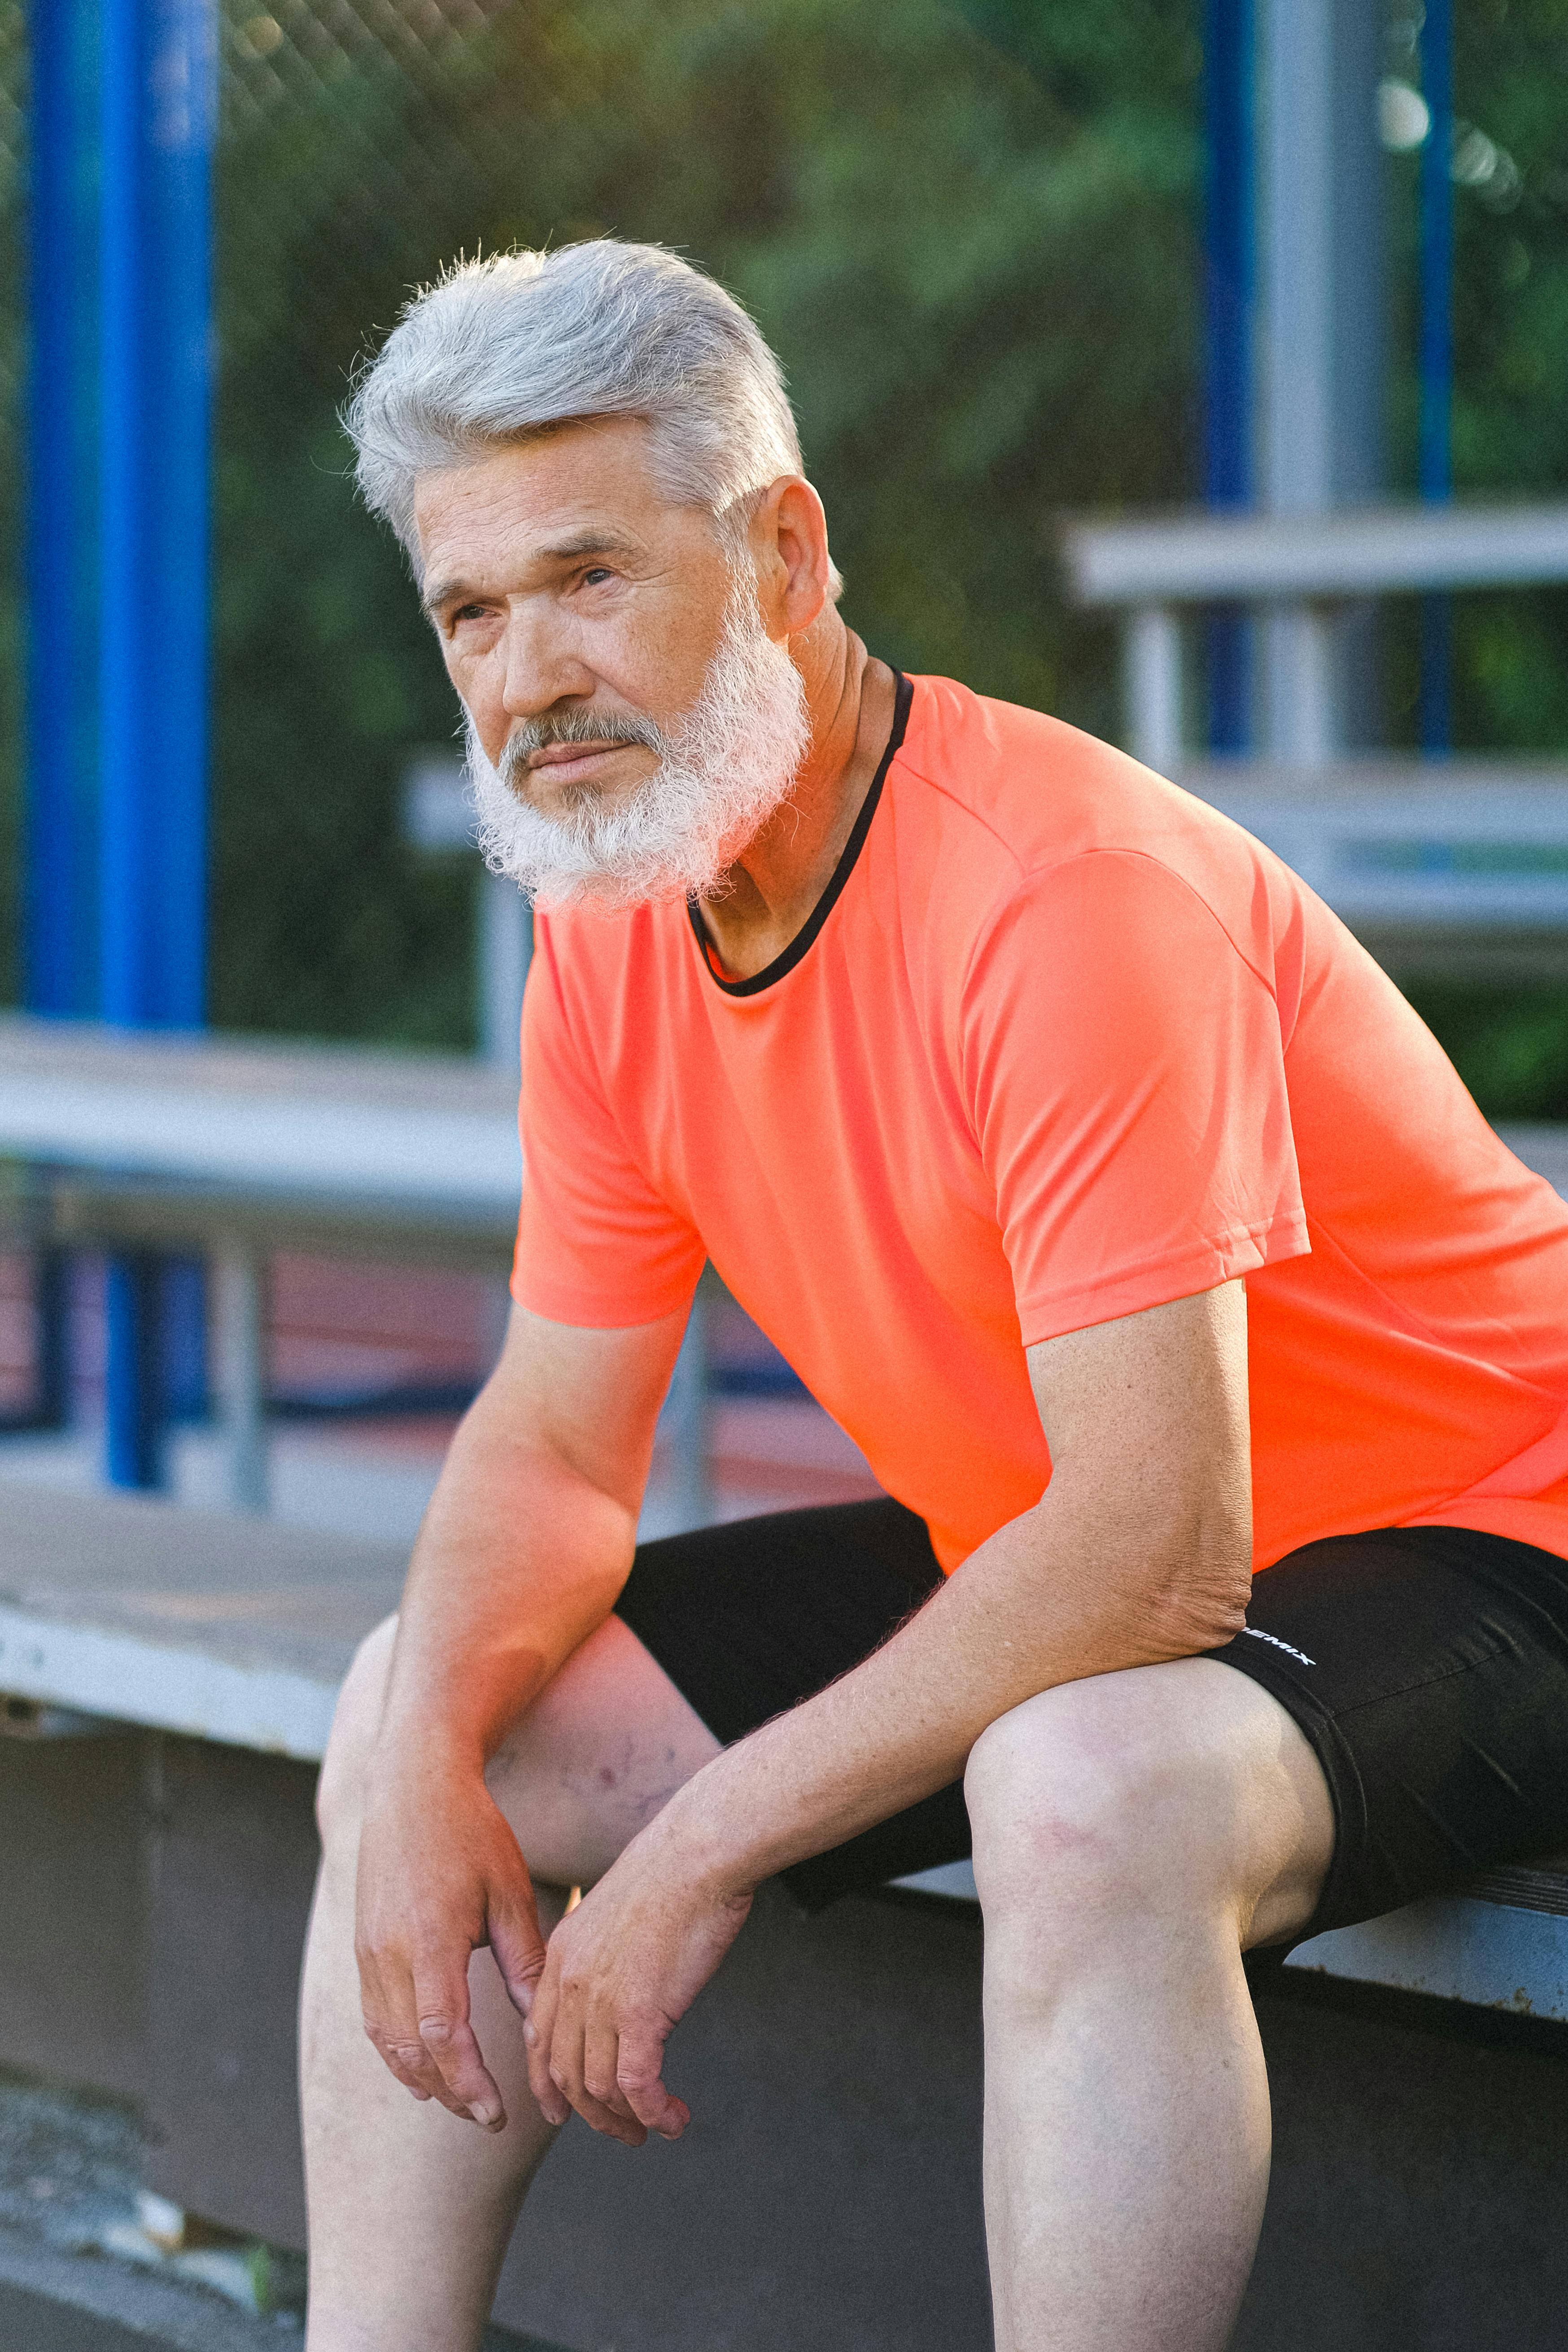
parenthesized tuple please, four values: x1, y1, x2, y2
(377, 1377, 638, 1769)
(653, 1469, 1250, 1890)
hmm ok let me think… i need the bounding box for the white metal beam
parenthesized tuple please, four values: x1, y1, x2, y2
(1061, 501, 1568, 608)
(1288, 1897, 1568, 2020)
(0, 1604, 338, 1761)
(1124, 606, 1185, 771)
(212, 1242, 269, 1516)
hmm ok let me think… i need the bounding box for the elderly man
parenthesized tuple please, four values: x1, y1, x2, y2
(306, 240, 1568, 2351)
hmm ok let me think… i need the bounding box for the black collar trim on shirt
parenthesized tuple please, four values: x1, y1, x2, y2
(686, 669, 913, 999)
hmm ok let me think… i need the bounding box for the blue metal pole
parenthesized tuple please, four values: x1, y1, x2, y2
(103, 1256, 164, 1487)
(1419, 0, 1454, 755)
(1203, 0, 1255, 752)
(23, 0, 98, 1016)
(99, 0, 215, 1029)
(99, 0, 218, 1487)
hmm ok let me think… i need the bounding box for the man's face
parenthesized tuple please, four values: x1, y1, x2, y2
(415, 418, 809, 906)
(417, 417, 733, 818)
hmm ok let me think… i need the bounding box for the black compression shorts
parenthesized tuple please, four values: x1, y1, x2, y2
(614, 1498, 1568, 1929)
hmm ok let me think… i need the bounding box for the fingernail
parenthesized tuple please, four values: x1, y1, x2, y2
(471, 2104, 499, 2129)
(523, 2021, 537, 2046)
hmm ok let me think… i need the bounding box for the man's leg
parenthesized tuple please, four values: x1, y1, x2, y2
(301, 1610, 721, 2352)
(965, 1657, 1335, 2352)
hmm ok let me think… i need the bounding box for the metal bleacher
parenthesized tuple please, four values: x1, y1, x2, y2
(1061, 498, 1568, 979)
(0, 1013, 712, 1523)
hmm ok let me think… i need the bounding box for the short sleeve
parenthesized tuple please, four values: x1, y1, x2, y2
(962, 851, 1309, 1344)
(511, 919, 706, 1326)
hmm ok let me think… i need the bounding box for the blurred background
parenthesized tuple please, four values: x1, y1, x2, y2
(1, 0, 1568, 1523)
(0, 1, 1564, 1062)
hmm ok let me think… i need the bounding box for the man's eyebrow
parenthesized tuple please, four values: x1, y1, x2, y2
(539, 527, 642, 563)
(420, 578, 473, 618)
(420, 531, 642, 618)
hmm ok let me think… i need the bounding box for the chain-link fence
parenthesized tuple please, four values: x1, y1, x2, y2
(5, 2, 1568, 1074)
(210, 0, 544, 1045)
(0, 0, 1214, 1042)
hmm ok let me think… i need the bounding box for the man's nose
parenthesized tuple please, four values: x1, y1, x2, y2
(499, 601, 594, 720)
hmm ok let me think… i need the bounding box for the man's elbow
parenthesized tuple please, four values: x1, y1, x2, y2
(1143, 1512, 1253, 1660)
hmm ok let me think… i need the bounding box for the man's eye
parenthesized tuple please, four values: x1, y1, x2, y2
(581, 567, 615, 587)
(454, 603, 489, 624)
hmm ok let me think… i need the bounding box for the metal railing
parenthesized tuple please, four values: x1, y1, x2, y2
(1060, 500, 1568, 977)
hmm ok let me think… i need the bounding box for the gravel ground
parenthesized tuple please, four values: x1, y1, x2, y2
(0, 2064, 305, 2335)
(0, 2065, 550, 2348)
(0, 2067, 146, 2255)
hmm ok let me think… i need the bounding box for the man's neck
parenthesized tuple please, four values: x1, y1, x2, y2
(695, 619, 897, 984)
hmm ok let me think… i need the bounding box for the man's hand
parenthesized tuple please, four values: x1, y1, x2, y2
(354, 1757, 549, 2132)
(347, 1302, 690, 2133)
(524, 1824, 753, 2147)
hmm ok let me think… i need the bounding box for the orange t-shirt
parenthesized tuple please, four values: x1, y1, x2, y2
(512, 672, 1568, 1576)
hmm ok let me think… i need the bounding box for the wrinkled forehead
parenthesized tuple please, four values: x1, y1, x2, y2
(412, 415, 713, 589)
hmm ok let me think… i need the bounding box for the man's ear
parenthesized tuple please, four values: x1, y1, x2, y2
(752, 477, 833, 639)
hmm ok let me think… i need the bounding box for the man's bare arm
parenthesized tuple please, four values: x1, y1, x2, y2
(671, 1276, 1252, 1873)
(525, 1280, 1254, 2137)
(352, 1298, 686, 2128)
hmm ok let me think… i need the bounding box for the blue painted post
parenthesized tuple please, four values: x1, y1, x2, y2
(104, 1256, 164, 1487)
(1203, 0, 1254, 752)
(1419, 0, 1454, 754)
(98, 0, 218, 1487)
(99, 0, 215, 1029)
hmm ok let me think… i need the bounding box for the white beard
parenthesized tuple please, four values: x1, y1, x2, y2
(464, 588, 810, 909)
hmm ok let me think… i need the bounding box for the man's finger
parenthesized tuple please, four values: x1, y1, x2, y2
(489, 1892, 549, 2021)
(524, 1964, 571, 2127)
(363, 2000, 473, 2115)
(582, 2018, 639, 2122)
(551, 2026, 647, 2147)
(411, 1959, 507, 2130)
(616, 2017, 690, 2140)
(363, 2026, 435, 2101)
(357, 1947, 449, 2105)
(532, 1963, 645, 2146)
(577, 2095, 648, 2147)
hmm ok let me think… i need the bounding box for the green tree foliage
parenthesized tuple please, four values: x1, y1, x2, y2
(206, 0, 1201, 1042)
(1384, 0, 1568, 1099)
(5, 0, 1568, 1099)
(1383, 0, 1568, 756)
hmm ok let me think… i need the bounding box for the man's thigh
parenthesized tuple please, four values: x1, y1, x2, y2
(332, 1610, 721, 1893)
(483, 1612, 721, 1888)
(330, 1496, 949, 1914)
(1214, 1523, 1568, 1937)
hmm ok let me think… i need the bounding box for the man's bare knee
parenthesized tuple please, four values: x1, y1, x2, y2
(964, 1659, 1328, 1949)
(317, 1613, 399, 1846)
(965, 1671, 1199, 1918)
(316, 1609, 720, 1893)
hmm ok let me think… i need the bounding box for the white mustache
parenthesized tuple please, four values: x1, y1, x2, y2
(499, 710, 667, 786)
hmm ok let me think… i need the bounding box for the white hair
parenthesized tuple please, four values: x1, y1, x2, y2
(345, 239, 836, 586)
